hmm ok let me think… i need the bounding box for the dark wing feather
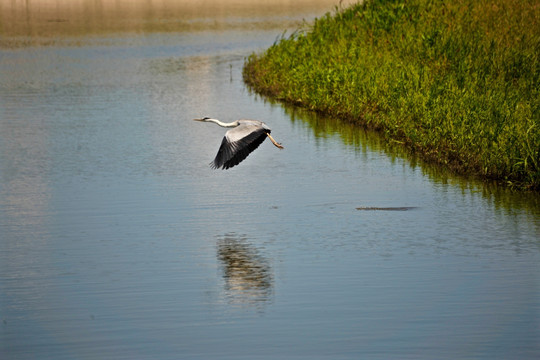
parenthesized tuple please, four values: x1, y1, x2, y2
(212, 127, 269, 169)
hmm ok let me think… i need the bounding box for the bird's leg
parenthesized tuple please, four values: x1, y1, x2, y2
(267, 133, 284, 149)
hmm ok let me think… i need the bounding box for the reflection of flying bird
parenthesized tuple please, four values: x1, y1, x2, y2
(193, 117, 284, 169)
(217, 235, 273, 306)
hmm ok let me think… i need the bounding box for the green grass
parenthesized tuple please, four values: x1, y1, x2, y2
(243, 0, 540, 190)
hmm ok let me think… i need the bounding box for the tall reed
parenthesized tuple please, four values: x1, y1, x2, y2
(244, 0, 539, 190)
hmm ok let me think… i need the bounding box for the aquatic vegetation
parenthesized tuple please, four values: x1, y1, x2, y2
(244, 0, 540, 190)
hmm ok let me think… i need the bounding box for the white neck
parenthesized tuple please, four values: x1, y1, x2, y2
(207, 118, 238, 128)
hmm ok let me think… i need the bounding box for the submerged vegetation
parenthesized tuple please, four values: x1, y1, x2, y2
(243, 0, 540, 190)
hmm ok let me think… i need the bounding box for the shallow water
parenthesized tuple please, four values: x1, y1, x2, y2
(1, 1, 539, 359)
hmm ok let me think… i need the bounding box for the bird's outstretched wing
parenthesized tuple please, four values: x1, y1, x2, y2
(212, 124, 269, 169)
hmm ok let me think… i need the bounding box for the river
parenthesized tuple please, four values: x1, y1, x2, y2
(1, 1, 539, 359)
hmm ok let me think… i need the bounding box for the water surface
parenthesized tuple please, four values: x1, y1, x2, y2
(1, 1, 539, 359)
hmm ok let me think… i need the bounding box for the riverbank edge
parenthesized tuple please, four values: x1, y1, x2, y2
(242, 0, 539, 191)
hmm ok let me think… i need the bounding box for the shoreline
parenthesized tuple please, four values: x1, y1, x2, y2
(0, 0, 355, 37)
(243, 0, 540, 190)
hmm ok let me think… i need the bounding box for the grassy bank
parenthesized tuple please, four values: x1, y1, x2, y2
(243, 0, 539, 190)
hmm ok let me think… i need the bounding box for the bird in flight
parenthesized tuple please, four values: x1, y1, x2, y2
(193, 117, 284, 169)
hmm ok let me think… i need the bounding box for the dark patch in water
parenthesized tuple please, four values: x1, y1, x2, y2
(356, 206, 418, 211)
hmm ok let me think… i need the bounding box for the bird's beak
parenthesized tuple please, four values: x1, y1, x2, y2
(193, 118, 204, 122)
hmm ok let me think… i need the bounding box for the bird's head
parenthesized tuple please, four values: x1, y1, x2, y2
(193, 117, 211, 122)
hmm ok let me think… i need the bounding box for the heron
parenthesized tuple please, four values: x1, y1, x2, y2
(193, 117, 284, 170)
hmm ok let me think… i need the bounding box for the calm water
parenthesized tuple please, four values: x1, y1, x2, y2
(1, 1, 539, 359)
